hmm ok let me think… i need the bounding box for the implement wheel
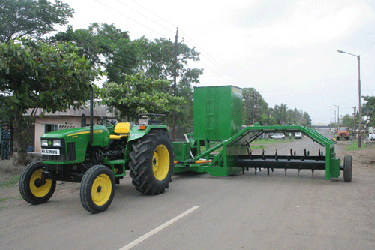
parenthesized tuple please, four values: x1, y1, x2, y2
(343, 155, 352, 182)
(80, 165, 115, 214)
(129, 130, 174, 195)
(19, 161, 56, 205)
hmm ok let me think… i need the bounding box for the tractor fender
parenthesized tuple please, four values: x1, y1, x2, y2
(128, 125, 169, 142)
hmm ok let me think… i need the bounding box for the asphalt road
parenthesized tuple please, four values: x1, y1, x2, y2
(1, 131, 375, 250)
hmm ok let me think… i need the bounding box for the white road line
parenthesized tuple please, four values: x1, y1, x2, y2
(119, 206, 200, 250)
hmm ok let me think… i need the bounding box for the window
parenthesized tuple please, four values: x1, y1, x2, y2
(45, 124, 59, 133)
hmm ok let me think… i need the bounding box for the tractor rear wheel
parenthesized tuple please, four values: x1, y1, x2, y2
(19, 161, 56, 205)
(129, 130, 174, 195)
(80, 165, 115, 214)
(343, 155, 352, 182)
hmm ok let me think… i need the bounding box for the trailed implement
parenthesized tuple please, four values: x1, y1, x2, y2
(173, 86, 352, 182)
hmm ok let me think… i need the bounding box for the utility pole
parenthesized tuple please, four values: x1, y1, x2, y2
(337, 50, 362, 147)
(172, 28, 178, 141)
(334, 105, 339, 128)
(357, 55, 362, 148)
(352, 106, 356, 131)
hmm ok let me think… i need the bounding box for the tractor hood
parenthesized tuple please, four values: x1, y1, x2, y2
(41, 125, 110, 148)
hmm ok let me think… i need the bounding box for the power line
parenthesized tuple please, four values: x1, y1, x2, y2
(95, 0, 245, 87)
(124, 0, 247, 86)
(93, 0, 169, 39)
(114, 0, 175, 35)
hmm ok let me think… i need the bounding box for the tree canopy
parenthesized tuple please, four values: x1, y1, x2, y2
(363, 95, 375, 127)
(0, 38, 99, 163)
(101, 74, 184, 120)
(0, 0, 73, 43)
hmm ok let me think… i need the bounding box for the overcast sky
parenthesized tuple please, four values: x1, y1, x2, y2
(60, 0, 375, 125)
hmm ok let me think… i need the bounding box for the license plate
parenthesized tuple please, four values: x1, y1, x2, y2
(41, 149, 60, 155)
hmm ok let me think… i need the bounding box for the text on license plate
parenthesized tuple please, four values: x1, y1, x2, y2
(41, 149, 60, 155)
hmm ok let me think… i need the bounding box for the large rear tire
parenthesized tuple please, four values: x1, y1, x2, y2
(19, 161, 56, 205)
(343, 155, 352, 182)
(80, 165, 115, 214)
(129, 130, 174, 195)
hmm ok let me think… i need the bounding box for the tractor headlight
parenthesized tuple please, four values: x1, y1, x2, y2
(53, 140, 61, 147)
(41, 140, 48, 147)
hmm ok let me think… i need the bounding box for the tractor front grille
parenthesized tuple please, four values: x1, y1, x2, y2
(41, 138, 66, 162)
(67, 142, 76, 161)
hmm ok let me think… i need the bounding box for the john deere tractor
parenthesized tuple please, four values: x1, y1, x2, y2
(19, 86, 174, 213)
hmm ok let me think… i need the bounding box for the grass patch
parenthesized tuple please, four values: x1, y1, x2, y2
(346, 141, 375, 151)
(0, 197, 14, 202)
(0, 175, 19, 188)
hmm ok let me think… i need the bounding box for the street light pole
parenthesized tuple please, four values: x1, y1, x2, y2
(337, 50, 362, 148)
(334, 105, 339, 127)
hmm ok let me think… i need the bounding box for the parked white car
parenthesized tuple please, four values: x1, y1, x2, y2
(369, 134, 375, 141)
(295, 132, 302, 139)
(271, 133, 285, 139)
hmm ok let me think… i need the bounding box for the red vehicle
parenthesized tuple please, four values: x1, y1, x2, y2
(337, 127, 350, 140)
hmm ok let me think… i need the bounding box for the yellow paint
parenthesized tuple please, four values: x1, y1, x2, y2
(91, 173, 112, 206)
(29, 169, 53, 197)
(114, 122, 131, 134)
(152, 145, 170, 181)
(67, 130, 103, 137)
(109, 134, 128, 140)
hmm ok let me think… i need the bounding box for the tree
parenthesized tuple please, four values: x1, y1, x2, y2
(52, 23, 130, 67)
(101, 73, 184, 120)
(242, 88, 269, 125)
(363, 96, 375, 127)
(0, 39, 99, 164)
(342, 114, 353, 127)
(0, 0, 73, 43)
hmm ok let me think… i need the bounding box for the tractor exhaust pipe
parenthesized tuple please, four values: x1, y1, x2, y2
(89, 85, 94, 146)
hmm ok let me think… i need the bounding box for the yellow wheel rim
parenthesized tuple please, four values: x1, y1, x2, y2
(152, 145, 170, 181)
(29, 169, 53, 198)
(91, 173, 112, 206)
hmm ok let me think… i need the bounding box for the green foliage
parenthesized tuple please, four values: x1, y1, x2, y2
(242, 88, 269, 125)
(0, 0, 73, 43)
(363, 96, 375, 127)
(101, 74, 184, 120)
(53, 23, 130, 67)
(342, 114, 353, 127)
(0, 38, 99, 164)
(53, 25, 203, 131)
(0, 39, 99, 113)
(242, 88, 311, 126)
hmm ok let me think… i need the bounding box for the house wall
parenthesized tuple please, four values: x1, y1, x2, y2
(34, 116, 100, 152)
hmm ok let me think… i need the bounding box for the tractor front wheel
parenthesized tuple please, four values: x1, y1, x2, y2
(129, 130, 174, 195)
(80, 165, 115, 214)
(19, 161, 56, 205)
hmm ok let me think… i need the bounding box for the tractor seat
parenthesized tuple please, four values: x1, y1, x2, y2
(109, 122, 131, 140)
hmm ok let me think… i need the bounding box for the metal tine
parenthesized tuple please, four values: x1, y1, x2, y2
(304, 149, 307, 156)
(262, 149, 265, 160)
(267, 167, 270, 176)
(285, 167, 287, 176)
(307, 151, 310, 156)
(275, 149, 278, 161)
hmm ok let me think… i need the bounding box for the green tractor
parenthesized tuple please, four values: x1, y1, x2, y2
(19, 86, 174, 213)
